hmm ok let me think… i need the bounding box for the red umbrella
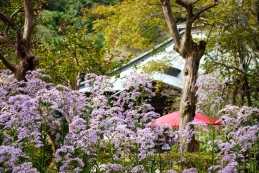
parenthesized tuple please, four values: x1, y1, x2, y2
(152, 111, 221, 127)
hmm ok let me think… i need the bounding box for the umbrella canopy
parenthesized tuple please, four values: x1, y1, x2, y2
(152, 111, 222, 127)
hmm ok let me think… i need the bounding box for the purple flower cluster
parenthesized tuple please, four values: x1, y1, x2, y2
(5, 70, 251, 172)
(208, 105, 259, 172)
(135, 128, 157, 160)
(0, 70, 88, 172)
(131, 165, 146, 173)
(0, 146, 34, 172)
(53, 72, 160, 172)
(196, 74, 224, 114)
(195, 75, 259, 172)
(1, 70, 162, 172)
(84, 73, 114, 95)
(12, 162, 38, 173)
(182, 168, 197, 173)
(122, 73, 153, 93)
(103, 163, 125, 173)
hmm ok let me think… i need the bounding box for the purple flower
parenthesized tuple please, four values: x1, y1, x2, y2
(104, 163, 124, 172)
(219, 161, 238, 173)
(208, 165, 222, 173)
(196, 74, 224, 113)
(55, 146, 75, 162)
(182, 168, 197, 173)
(0, 146, 30, 171)
(59, 158, 85, 172)
(131, 165, 146, 173)
(12, 162, 38, 173)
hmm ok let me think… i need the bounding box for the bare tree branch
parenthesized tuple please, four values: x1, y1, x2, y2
(175, 0, 194, 19)
(191, 0, 202, 6)
(160, 0, 181, 50)
(0, 51, 16, 72)
(23, 0, 34, 49)
(0, 10, 22, 50)
(10, 7, 24, 19)
(214, 61, 255, 78)
(192, 0, 218, 22)
(4, 7, 24, 38)
(248, 47, 259, 74)
(0, 35, 15, 48)
(175, 0, 190, 9)
(177, 0, 218, 56)
(0, 11, 18, 31)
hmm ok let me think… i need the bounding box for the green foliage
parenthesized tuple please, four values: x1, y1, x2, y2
(202, 0, 259, 107)
(43, 0, 122, 12)
(39, 0, 124, 37)
(158, 152, 218, 173)
(170, 143, 179, 153)
(36, 27, 130, 88)
(90, 0, 220, 50)
(90, 0, 170, 50)
(32, 0, 129, 87)
(141, 57, 171, 75)
(25, 142, 54, 172)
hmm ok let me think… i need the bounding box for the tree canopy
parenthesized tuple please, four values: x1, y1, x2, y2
(90, 0, 170, 50)
(0, 0, 130, 87)
(203, 0, 259, 107)
(35, 0, 130, 88)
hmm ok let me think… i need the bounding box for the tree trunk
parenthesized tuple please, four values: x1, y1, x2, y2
(179, 52, 200, 152)
(15, 0, 38, 81)
(160, 0, 218, 152)
(241, 59, 252, 106)
(14, 53, 39, 81)
(231, 85, 238, 105)
(241, 74, 252, 106)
